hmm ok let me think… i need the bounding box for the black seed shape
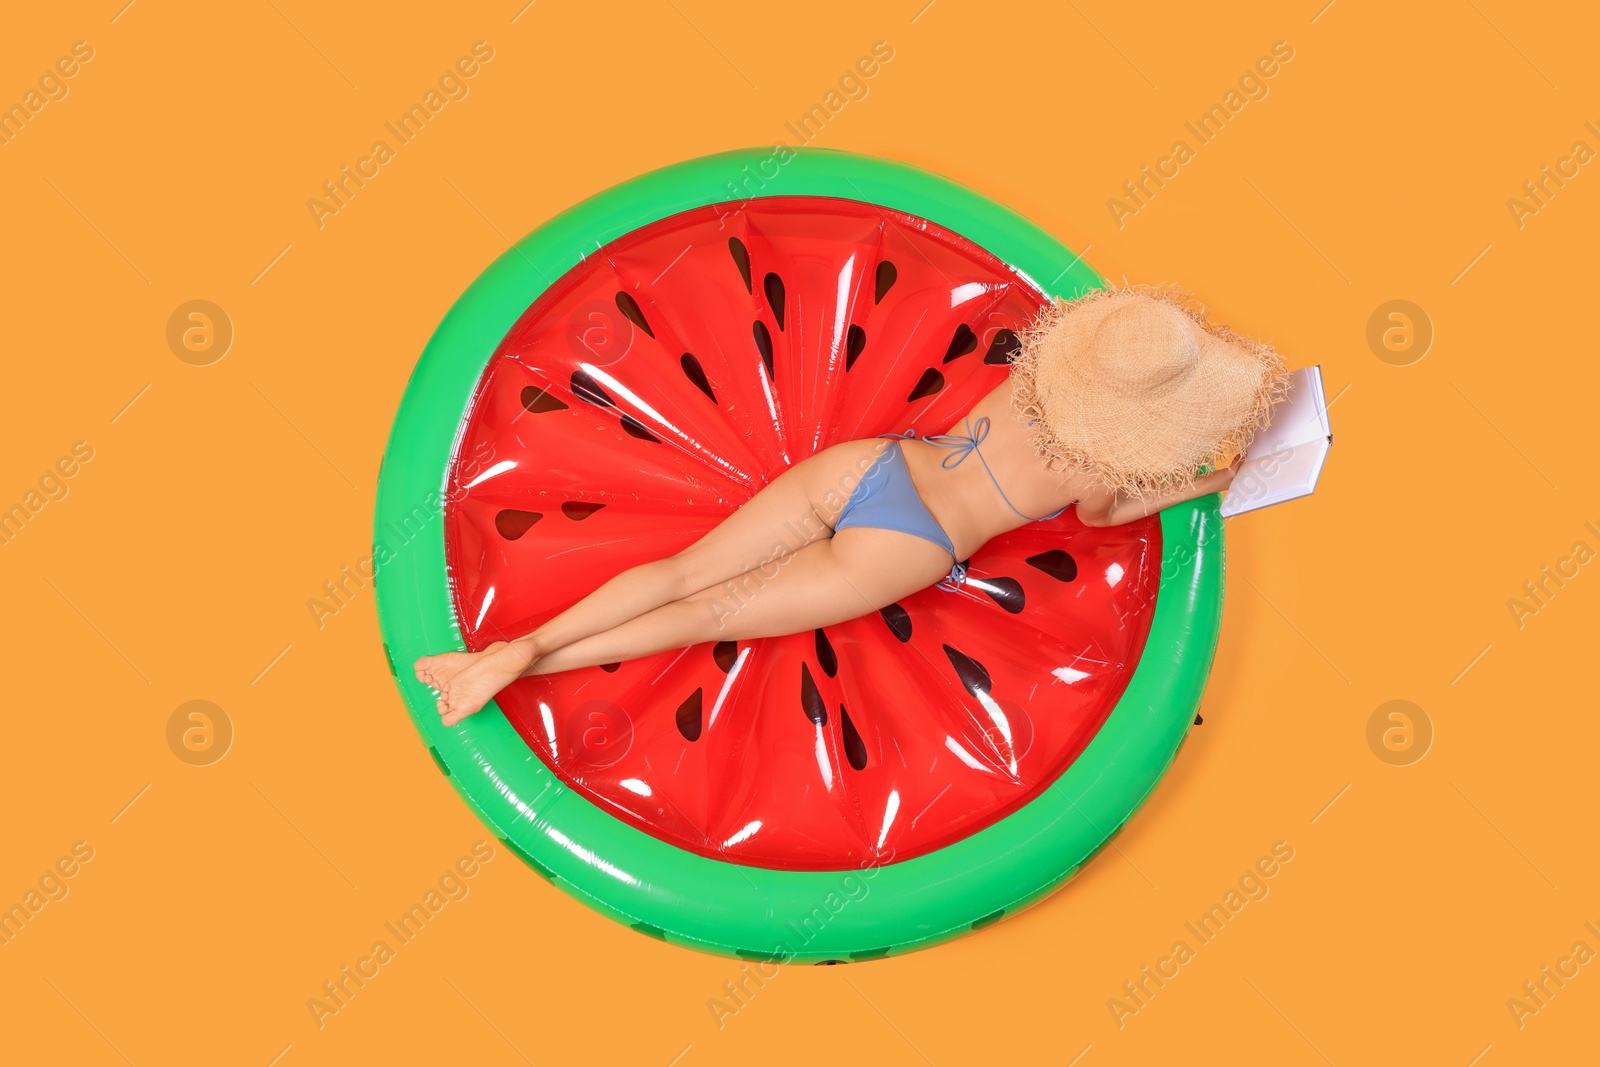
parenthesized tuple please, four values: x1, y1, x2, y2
(763, 272, 786, 331)
(815, 628, 838, 677)
(713, 641, 739, 672)
(620, 414, 660, 442)
(615, 290, 654, 338)
(849, 946, 891, 961)
(800, 662, 828, 726)
(840, 705, 867, 770)
(1025, 549, 1078, 582)
(562, 501, 605, 520)
(879, 603, 912, 642)
(942, 323, 978, 363)
(846, 324, 867, 370)
(676, 688, 704, 741)
(729, 237, 752, 293)
(500, 836, 555, 881)
(942, 643, 993, 697)
(816, 959, 847, 966)
(1194, 714, 1204, 725)
(600, 662, 621, 673)
(520, 385, 567, 413)
(971, 908, 1006, 930)
(984, 328, 1022, 365)
(427, 745, 449, 776)
(980, 576, 1026, 614)
(494, 509, 542, 540)
(907, 367, 944, 401)
(570, 369, 614, 408)
(874, 261, 897, 303)
(752, 320, 774, 378)
(681, 352, 717, 403)
(631, 922, 668, 941)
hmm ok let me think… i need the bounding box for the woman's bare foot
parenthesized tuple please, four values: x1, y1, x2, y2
(414, 640, 537, 726)
(414, 651, 474, 692)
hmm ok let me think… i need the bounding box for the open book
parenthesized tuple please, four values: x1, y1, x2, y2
(1219, 365, 1332, 518)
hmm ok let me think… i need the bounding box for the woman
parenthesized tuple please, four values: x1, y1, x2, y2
(416, 285, 1290, 724)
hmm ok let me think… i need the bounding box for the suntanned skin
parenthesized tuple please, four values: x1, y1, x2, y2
(415, 381, 1239, 725)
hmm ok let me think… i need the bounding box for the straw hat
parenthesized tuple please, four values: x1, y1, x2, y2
(1009, 284, 1290, 496)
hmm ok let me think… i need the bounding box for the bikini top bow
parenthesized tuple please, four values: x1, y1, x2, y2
(887, 417, 1066, 523)
(918, 417, 994, 470)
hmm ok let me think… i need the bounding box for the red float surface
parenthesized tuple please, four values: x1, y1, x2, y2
(443, 197, 1161, 871)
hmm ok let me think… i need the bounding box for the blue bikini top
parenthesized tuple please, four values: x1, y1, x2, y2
(882, 416, 1068, 524)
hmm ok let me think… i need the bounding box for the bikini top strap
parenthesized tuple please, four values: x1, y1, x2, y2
(954, 418, 1066, 523)
(888, 418, 1067, 523)
(918, 416, 990, 469)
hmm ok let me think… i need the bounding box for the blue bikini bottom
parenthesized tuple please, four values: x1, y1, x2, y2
(834, 441, 967, 590)
(836, 440, 954, 553)
(832, 420, 1069, 593)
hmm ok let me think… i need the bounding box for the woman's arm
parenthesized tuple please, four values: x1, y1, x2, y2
(1076, 461, 1239, 527)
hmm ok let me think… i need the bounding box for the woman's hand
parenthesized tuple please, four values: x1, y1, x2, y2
(1194, 456, 1242, 494)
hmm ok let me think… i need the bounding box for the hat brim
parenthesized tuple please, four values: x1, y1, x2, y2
(1010, 284, 1291, 496)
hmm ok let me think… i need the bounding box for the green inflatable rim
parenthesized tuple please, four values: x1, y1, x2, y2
(374, 147, 1223, 962)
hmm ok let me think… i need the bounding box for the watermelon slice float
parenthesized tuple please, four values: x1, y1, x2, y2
(375, 150, 1224, 961)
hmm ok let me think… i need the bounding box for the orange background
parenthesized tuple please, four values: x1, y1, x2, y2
(3, 1, 1596, 1063)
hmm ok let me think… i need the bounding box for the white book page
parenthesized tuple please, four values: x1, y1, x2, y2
(1219, 366, 1331, 518)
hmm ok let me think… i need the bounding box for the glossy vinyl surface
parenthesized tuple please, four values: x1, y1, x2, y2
(444, 198, 1162, 870)
(376, 148, 1222, 959)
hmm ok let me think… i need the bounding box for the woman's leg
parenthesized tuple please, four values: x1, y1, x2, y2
(525, 528, 952, 676)
(419, 441, 888, 723)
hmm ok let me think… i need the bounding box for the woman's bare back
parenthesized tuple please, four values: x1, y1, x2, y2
(901, 381, 1238, 555)
(898, 383, 1090, 558)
